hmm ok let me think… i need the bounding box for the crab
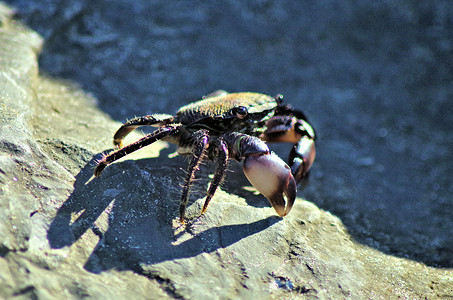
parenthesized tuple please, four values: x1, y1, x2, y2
(94, 90, 316, 223)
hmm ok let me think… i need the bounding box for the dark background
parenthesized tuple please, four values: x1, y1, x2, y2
(7, 0, 453, 267)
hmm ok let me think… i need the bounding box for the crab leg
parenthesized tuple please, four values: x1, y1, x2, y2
(94, 125, 179, 177)
(113, 114, 174, 148)
(179, 131, 209, 223)
(201, 139, 229, 214)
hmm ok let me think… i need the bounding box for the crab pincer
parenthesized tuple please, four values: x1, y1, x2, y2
(242, 152, 297, 216)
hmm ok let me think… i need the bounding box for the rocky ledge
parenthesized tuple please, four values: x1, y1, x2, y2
(0, 3, 452, 299)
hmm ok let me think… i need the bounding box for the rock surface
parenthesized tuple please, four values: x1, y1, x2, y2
(1, 1, 452, 299)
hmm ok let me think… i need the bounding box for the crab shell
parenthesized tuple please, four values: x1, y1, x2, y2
(177, 92, 278, 124)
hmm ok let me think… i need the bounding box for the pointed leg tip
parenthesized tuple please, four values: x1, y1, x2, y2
(94, 162, 106, 177)
(113, 139, 123, 148)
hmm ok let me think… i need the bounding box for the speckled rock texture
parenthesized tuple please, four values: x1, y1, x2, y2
(1, 1, 452, 299)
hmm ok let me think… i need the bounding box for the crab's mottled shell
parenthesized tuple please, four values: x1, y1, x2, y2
(176, 92, 278, 124)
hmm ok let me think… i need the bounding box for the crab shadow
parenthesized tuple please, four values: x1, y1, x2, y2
(47, 148, 281, 273)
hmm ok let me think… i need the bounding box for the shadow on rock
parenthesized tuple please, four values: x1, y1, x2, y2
(47, 155, 116, 249)
(48, 151, 280, 274)
(83, 215, 279, 274)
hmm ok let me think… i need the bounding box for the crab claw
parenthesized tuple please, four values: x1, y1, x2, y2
(242, 152, 297, 216)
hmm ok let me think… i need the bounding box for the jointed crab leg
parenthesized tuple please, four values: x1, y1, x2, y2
(179, 131, 209, 223)
(202, 139, 229, 214)
(94, 125, 179, 177)
(113, 114, 174, 148)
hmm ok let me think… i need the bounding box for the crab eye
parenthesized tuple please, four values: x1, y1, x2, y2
(274, 94, 284, 104)
(235, 106, 248, 119)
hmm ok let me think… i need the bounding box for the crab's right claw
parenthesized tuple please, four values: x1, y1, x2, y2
(242, 152, 297, 216)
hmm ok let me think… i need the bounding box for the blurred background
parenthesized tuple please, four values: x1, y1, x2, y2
(6, 0, 453, 267)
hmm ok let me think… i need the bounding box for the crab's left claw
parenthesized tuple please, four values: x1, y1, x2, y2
(242, 152, 296, 216)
